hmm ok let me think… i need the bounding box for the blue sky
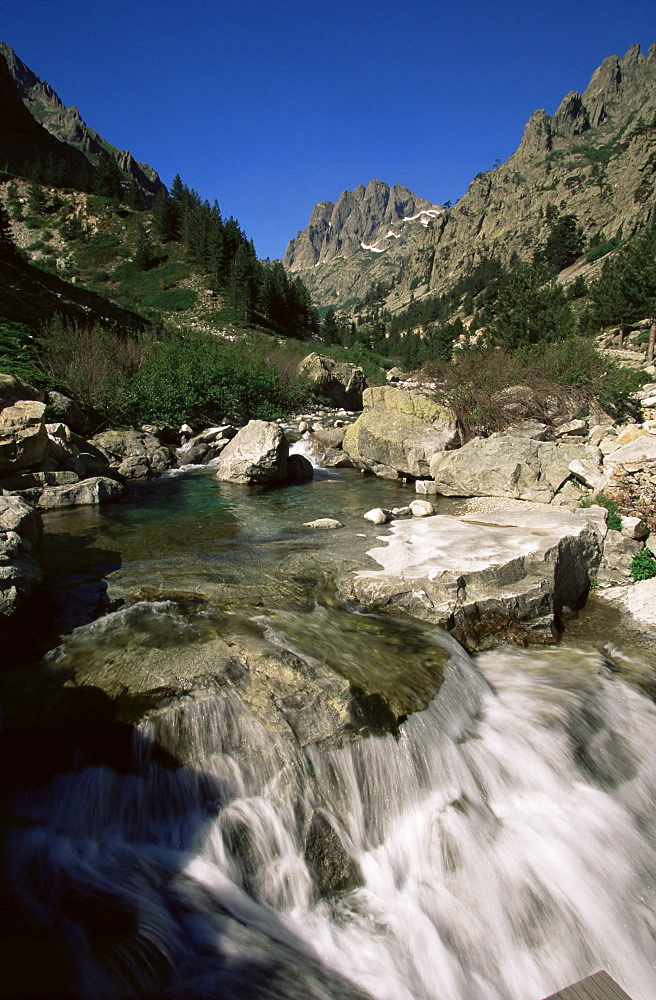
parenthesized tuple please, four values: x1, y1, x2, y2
(2, 1, 654, 259)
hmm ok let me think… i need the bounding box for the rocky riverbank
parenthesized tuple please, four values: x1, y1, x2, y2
(2, 358, 656, 656)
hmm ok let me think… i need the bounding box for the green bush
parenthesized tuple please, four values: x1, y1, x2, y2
(141, 288, 197, 311)
(631, 548, 656, 581)
(131, 330, 310, 425)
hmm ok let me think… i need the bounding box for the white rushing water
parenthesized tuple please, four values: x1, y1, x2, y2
(7, 637, 656, 1000)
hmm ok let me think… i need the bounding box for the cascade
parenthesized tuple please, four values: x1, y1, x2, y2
(3, 468, 656, 1000)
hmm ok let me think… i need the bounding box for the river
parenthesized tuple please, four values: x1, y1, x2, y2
(2, 464, 656, 1000)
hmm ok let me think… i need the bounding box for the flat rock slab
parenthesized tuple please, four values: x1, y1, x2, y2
(342, 508, 602, 650)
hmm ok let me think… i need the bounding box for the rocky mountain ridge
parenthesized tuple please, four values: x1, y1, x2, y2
(284, 178, 442, 269)
(0, 42, 164, 201)
(287, 44, 656, 313)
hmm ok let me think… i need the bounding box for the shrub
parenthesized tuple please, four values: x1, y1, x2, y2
(130, 330, 311, 425)
(631, 548, 656, 582)
(140, 288, 197, 311)
(39, 315, 151, 422)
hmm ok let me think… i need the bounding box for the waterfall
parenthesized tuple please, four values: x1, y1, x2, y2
(6, 637, 656, 1000)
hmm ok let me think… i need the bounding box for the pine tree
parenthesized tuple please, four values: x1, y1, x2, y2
(483, 262, 574, 350)
(321, 307, 340, 345)
(27, 182, 47, 216)
(134, 223, 157, 270)
(93, 154, 124, 201)
(126, 178, 145, 210)
(152, 189, 179, 241)
(0, 203, 16, 260)
(588, 228, 656, 359)
(229, 241, 260, 322)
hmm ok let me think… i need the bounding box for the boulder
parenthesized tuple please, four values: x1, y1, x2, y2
(45, 423, 115, 479)
(364, 508, 391, 525)
(37, 476, 125, 509)
(0, 374, 44, 409)
(409, 499, 434, 517)
(304, 810, 362, 897)
(0, 400, 48, 474)
(90, 429, 173, 480)
(429, 434, 600, 503)
(0, 496, 43, 620)
(343, 386, 460, 479)
(602, 434, 656, 476)
(216, 420, 289, 484)
(298, 353, 367, 409)
(342, 508, 603, 650)
(287, 453, 314, 482)
(44, 391, 91, 435)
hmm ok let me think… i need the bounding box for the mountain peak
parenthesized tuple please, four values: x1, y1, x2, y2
(284, 180, 442, 271)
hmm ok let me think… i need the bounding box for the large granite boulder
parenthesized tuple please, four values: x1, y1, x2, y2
(0, 495, 43, 620)
(0, 399, 48, 474)
(342, 386, 460, 479)
(216, 420, 289, 484)
(298, 353, 367, 409)
(342, 508, 603, 650)
(429, 434, 601, 503)
(90, 429, 172, 479)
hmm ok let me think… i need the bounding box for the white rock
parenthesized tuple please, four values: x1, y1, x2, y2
(410, 499, 435, 517)
(555, 419, 587, 437)
(298, 421, 308, 433)
(599, 435, 619, 456)
(415, 479, 439, 494)
(621, 516, 649, 540)
(568, 459, 607, 493)
(391, 506, 412, 516)
(364, 508, 391, 524)
(303, 518, 343, 529)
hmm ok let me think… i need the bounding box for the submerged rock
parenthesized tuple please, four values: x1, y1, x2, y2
(303, 518, 343, 529)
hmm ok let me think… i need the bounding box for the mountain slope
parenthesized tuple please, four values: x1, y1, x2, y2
(0, 51, 93, 183)
(286, 44, 656, 313)
(0, 43, 164, 201)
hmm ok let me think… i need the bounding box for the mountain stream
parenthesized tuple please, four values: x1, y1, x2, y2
(2, 465, 656, 1000)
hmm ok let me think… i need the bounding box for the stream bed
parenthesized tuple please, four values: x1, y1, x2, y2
(2, 466, 656, 1000)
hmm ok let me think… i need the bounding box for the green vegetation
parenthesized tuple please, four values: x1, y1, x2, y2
(0, 321, 43, 385)
(37, 316, 311, 426)
(630, 548, 656, 581)
(579, 492, 622, 531)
